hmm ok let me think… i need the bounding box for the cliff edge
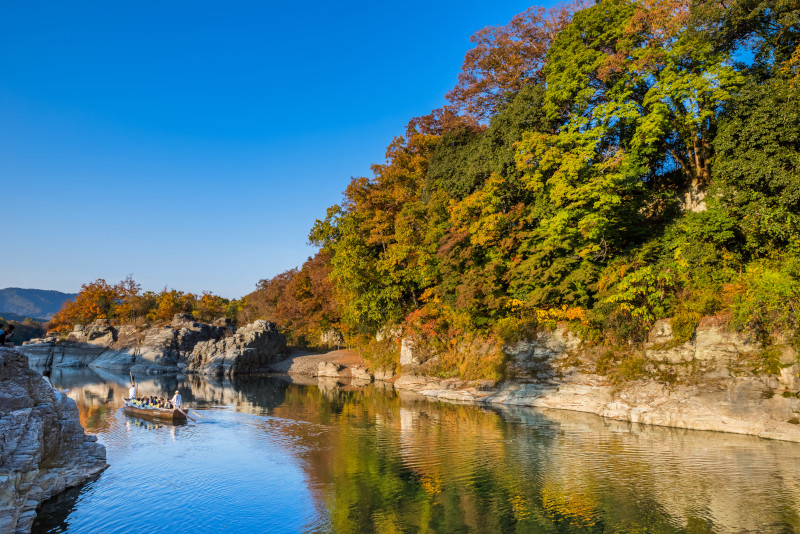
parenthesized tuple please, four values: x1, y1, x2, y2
(0, 347, 107, 534)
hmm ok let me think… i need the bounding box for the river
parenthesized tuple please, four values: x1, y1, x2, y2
(31, 367, 800, 533)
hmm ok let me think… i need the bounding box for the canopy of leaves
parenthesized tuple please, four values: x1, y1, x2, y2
(48, 276, 240, 333)
(223, 0, 800, 377)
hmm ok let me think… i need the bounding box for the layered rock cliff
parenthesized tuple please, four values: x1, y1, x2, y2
(394, 318, 800, 442)
(189, 320, 286, 377)
(0, 347, 107, 534)
(19, 315, 286, 376)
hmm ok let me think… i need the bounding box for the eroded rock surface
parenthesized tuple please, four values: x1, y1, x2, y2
(0, 347, 107, 534)
(20, 316, 284, 376)
(189, 320, 286, 377)
(395, 319, 800, 442)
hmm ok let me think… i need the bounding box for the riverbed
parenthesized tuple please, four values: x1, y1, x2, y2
(31, 367, 800, 533)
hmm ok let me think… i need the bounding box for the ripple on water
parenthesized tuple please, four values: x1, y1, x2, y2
(33, 372, 800, 534)
(36, 408, 325, 534)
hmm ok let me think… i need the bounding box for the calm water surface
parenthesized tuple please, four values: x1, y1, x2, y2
(31, 367, 800, 533)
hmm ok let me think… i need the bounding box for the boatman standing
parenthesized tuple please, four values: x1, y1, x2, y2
(128, 371, 137, 400)
(171, 390, 182, 409)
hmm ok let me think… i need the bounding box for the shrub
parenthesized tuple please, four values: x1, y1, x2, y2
(727, 255, 800, 347)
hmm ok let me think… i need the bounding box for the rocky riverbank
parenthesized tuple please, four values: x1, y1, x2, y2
(19, 314, 800, 443)
(272, 318, 800, 443)
(0, 347, 108, 534)
(19, 315, 286, 377)
(392, 318, 800, 442)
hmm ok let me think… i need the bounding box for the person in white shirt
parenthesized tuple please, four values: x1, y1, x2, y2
(128, 383, 137, 400)
(171, 390, 182, 409)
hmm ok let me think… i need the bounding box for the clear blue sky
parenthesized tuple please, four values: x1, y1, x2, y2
(1, 0, 546, 298)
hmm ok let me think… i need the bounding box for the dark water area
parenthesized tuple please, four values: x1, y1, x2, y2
(31, 367, 800, 533)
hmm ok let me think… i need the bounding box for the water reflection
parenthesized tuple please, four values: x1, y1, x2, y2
(33, 366, 800, 533)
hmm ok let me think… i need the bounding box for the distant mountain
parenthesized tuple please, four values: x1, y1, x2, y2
(0, 311, 47, 324)
(0, 288, 78, 320)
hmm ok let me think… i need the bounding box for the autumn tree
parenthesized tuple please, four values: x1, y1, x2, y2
(49, 279, 124, 332)
(241, 252, 340, 345)
(446, 2, 585, 119)
(147, 289, 196, 324)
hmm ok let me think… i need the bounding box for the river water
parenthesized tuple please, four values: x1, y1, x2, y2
(30, 367, 800, 533)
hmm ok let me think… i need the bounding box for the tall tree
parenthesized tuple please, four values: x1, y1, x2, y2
(446, 3, 585, 120)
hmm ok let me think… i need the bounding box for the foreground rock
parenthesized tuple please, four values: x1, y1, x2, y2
(19, 316, 286, 376)
(0, 347, 107, 534)
(395, 319, 800, 442)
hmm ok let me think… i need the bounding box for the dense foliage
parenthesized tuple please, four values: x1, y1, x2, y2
(239, 252, 340, 346)
(307, 0, 800, 374)
(233, 0, 800, 376)
(49, 276, 242, 333)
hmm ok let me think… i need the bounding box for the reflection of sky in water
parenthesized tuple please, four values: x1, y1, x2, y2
(32, 367, 800, 533)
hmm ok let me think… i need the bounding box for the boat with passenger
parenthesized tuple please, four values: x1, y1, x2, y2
(123, 399, 188, 422)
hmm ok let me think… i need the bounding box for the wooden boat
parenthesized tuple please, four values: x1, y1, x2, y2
(123, 401, 187, 422)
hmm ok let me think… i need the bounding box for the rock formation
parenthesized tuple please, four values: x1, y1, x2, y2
(0, 347, 107, 534)
(394, 318, 800, 442)
(189, 320, 286, 377)
(319, 328, 344, 349)
(19, 315, 286, 376)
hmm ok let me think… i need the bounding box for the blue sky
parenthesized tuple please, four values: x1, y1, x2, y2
(1, 0, 546, 298)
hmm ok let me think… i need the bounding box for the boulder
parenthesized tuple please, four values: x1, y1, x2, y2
(647, 319, 675, 345)
(319, 329, 344, 348)
(189, 320, 286, 377)
(373, 367, 395, 381)
(503, 326, 580, 362)
(317, 361, 343, 377)
(0, 347, 107, 534)
(400, 337, 422, 366)
(350, 365, 373, 381)
(376, 325, 402, 343)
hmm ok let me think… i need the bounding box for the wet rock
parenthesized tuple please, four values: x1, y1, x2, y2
(0, 347, 107, 534)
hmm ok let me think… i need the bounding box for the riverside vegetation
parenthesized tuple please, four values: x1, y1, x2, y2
(47, 0, 799, 384)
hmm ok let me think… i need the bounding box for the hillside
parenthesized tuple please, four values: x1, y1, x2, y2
(0, 288, 77, 320)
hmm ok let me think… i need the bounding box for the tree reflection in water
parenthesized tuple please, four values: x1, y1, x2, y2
(45, 367, 800, 534)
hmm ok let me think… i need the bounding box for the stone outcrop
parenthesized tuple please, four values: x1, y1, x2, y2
(504, 325, 581, 377)
(317, 361, 343, 377)
(376, 325, 402, 343)
(189, 320, 286, 377)
(19, 316, 285, 376)
(0, 347, 107, 534)
(400, 337, 422, 366)
(394, 318, 800, 442)
(319, 329, 344, 349)
(394, 371, 800, 442)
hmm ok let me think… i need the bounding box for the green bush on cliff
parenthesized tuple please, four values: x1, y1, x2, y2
(728, 256, 800, 348)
